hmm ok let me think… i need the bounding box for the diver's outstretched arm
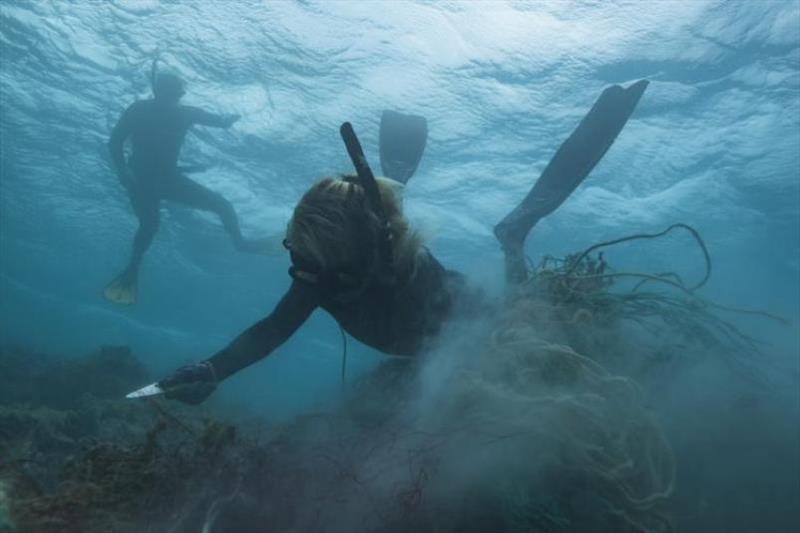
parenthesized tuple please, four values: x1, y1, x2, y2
(207, 282, 318, 379)
(495, 80, 649, 283)
(184, 106, 240, 129)
(158, 282, 319, 404)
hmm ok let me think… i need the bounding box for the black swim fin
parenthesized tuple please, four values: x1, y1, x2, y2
(495, 79, 649, 282)
(379, 110, 428, 184)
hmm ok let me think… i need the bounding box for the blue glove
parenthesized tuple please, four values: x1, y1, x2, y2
(159, 361, 218, 405)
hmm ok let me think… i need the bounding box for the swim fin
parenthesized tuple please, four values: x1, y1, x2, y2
(103, 271, 137, 305)
(495, 79, 649, 282)
(379, 110, 428, 184)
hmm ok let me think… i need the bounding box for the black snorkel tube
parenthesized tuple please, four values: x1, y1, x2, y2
(339, 122, 394, 280)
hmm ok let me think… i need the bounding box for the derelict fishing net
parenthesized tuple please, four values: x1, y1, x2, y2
(14, 222, 787, 532)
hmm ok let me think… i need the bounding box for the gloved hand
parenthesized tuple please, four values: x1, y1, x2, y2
(159, 361, 218, 405)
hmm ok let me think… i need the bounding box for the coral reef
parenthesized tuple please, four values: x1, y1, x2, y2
(0, 318, 678, 532)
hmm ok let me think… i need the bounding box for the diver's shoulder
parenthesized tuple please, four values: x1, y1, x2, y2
(126, 98, 156, 113)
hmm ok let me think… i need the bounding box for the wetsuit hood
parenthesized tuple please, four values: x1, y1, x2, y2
(153, 71, 185, 102)
(284, 123, 396, 296)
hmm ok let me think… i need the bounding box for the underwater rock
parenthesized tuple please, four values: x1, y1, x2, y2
(0, 267, 790, 533)
(0, 345, 150, 410)
(0, 319, 674, 533)
(0, 344, 253, 533)
(0, 345, 159, 495)
(0, 480, 15, 533)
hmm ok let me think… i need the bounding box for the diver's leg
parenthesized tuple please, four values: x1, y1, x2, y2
(495, 80, 649, 284)
(104, 185, 159, 304)
(128, 190, 160, 276)
(166, 175, 262, 252)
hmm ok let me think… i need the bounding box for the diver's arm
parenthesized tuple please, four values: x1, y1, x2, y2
(159, 281, 318, 404)
(207, 281, 319, 380)
(108, 104, 135, 181)
(183, 106, 240, 129)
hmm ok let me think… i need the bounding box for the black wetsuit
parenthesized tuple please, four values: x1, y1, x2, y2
(208, 249, 472, 379)
(158, 80, 650, 400)
(108, 99, 246, 279)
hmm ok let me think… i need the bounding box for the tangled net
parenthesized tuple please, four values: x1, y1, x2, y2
(447, 302, 676, 532)
(3, 224, 781, 532)
(520, 223, 784, 379)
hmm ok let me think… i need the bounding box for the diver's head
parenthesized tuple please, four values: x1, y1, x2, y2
(286, 175, 419, 277)
(153, 71, 185, 103)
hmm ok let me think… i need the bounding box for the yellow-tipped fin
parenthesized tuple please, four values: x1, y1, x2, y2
(103, 274, 137, 305)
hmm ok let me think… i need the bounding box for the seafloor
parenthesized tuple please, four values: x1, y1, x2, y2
(1, 253, 796, 533)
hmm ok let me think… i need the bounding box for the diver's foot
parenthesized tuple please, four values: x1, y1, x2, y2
(503, 244, 528, 285)
(493, 220, 525, 254)
(103, 270, 138, 305)
(494, 222, 528, 284)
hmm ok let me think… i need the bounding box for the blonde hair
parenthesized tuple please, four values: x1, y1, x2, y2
(287, 176, 422, 279)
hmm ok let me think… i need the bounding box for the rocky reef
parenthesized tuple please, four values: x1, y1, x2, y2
(0, 250, 795, 532)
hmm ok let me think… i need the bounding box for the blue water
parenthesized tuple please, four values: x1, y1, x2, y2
(1, 1, 798, 421)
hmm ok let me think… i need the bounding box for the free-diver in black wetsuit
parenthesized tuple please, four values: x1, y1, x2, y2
(154, 81, 649, 405)
(209, 249, 470, 380)
(105, 72, 260, 305)
(160, 246, 475, 405)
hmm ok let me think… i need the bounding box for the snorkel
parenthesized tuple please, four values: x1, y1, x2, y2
(339, 122, 395, 282)
(150, 55, 185, 103)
